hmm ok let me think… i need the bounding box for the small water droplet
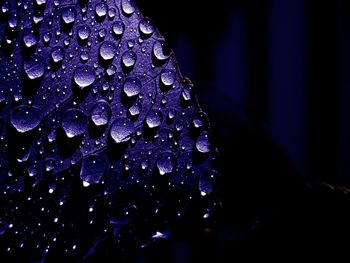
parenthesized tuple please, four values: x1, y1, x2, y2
(24, 55, 45, 80)
(106, 64, 116, 77)
(146, 110, 162, 128)
(112, 21, 125, 37)
(51, 46, 65, 63)
(78, 25, 91, 41)
(157, 152, 175, 175)
(23, 30, 38, 48)
(121, 51, 137, 69)
(62, 109, 88, 138)
(108, 8, 117, 19)
(160, 70, 175, 87)
(153, 40, 171, 61)
(199, 174, 213, 197)
(10, 105, 43, 133)
(95, 3, 107, 19)
(129, 103, 141, 117)
(61, 7, 76, 25)
(123, 77, 141, 97)
(182, 86, 193, 102)
(110, 118, 134, 143)
(74, 65, 96, 89)
(195, 132, 211, 153)
(139, 18, 154, 37)
(90, 100, 111, 126)
(80, 155, 106, 185)
(0, 221, 9, 235)
(99, 42, 116, 61)
(121, 0, 136, 15)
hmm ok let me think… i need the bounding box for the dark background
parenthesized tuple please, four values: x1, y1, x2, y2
(137, 0, 348, 185)
(134, 0, 350, 260)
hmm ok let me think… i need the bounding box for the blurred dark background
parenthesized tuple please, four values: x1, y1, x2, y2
(137, 0, 348, 185)
(134, 0, 350, 260)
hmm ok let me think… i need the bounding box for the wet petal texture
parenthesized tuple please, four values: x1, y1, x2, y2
(0, 0, 219, 261)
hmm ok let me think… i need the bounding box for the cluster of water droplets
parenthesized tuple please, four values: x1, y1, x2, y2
(0, 0, 219, 261)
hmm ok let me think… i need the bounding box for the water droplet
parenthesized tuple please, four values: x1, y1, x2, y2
(129, 103, 141, 117)
(182, 86, 193, 102)
(0, 222, 9, 235)
(8, 12, 18, 29)
(168, 109, 176, 121)
(146, 110, 162, 128)
(153, 40, 171, 61)
(121, 0, 136, 15)
(139, 18, 155, 37)
(23, 31, 38, 48)
(45, 159, 56, 172)
(98, 28, 107, 39)
(112, 21, 125, 37)
(106, 65, 116, 77)
(51, 46, 65, 63)
(24, 56, 45, 80)
(121, 51, 137, 69)
(157, 152, 175, 175)
(90, 100, 111, 126)
(36, 0, 46, 6)
(61, 7, 76, 25)
(110, 118, 134, 143)
(151, 231, 169, 240)
(78, 25, 91, 41)
(74, 66, 96, 89)
(62, 109, 88, 138)
(160, 70, 175, 87)
(28, 163, 39, 177)
(43, 32, 52, 44)
(99, 42, 116, 61)
(195, 132, 210, 153)
(199, 175, 213, 196)
(123, 77, 141, 98)
(11, 105, 43, 133)
(95, 3, 107, 19)
(80, 155, 106, 185)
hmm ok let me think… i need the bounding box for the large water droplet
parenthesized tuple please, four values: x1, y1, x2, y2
(90, 100, 111, 126)
(23, 31, 38, 48)
(121, 0, 136, 15)
(110, 118, 134, 143)
(195, 132, 211, 153)
(99, 42, 116, 61)
(61, 7, 76, 25)
(121, 51, 137, 69)
(123, 77, 141, 98)
(157, 152, 175, 175)
(74, 66, 96, 89)
(139, 18, 154, 37)
(146, 110, 163, 128)
(51, 46, 65, 63)
(11, 105, 43, 133)
(24, 55, 45, 80)
(62, 109, 88, 138)
(153, 40, 171, 61)
(78, 25, 91, 41)
(80, 155, 106, 185)
(95, 3, 107, 19)
(112, 21, 125, 37)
